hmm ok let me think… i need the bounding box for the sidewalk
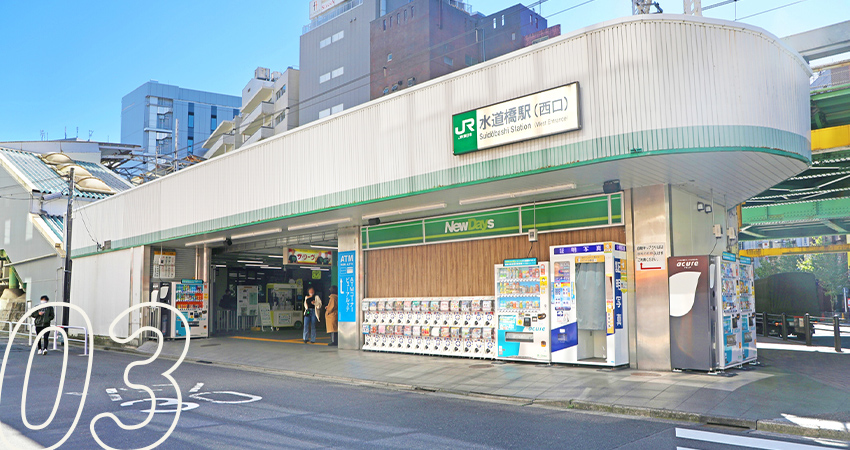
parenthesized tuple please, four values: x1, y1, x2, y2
(135, 333, 850, 441)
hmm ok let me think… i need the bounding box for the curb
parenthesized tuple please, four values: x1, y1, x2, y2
(95, 344, 850, 442)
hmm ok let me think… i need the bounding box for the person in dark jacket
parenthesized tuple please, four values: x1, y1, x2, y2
(34, 295, 54, 356)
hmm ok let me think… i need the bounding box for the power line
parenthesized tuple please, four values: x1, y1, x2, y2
(736, 0, 809, 21)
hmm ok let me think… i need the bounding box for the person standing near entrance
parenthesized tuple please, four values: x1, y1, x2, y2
(303, 287, 322, 343)
(34, 295, 54, 355)
(326, 286, 338, 346)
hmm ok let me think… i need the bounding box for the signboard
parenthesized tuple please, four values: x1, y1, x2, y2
(237, 285, 259, 317)
(153, 251, 176, 279)
(181, 279, 203, 285)
(721, 252, 737, 262)
(309, 0, 347, 19)
(635, 243, 665, 271)
(338, 251, 356, 323)
(286, 248, 332, 265)
(363, 193, 621, 250)
(258, 303, 272, 327)
(452, 83, 580, 155)
(272, 311, 295, 327)
(504, 258, 537, 267)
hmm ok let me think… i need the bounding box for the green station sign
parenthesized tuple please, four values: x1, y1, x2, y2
(362, 193, 621, 250)
(452, 83, 581, 156)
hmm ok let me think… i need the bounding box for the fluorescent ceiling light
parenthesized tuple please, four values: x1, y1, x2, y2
(261, 266, 282, 270)
(237, 260, 264, 264)
(299, 266, 317, 270)
(459, 183, 577, 205)
(214, 264, 227, 268)
(309, 245, 338, 250)
(288, 218, 351, 231)
(362, 203, 447, 221)
(245, 264, 265, 267)
(268, 255, 285, 258)
(230, 228, 282, 241)
(184, 237, 226, 247)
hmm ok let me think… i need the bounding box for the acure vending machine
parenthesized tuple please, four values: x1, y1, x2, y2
(495, 260, 550, 363)
(549, 243, 628, 367)
(167, 280, 209, 339)
(738, 256, 757, 363)
(668, 253, 749, 372)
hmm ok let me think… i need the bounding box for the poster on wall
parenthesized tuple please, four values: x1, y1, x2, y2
(153, 251, 176, 279)
(635, 243, 665, 271)
(338, 251, 356, 323)
(285, 248, 332, 265)
(237, 285, 259, 317)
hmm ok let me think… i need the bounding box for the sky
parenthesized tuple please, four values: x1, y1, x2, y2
(1, 0, 847, 144)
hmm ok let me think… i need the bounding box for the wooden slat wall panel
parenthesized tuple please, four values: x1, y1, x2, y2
(366, 227, 626, 297)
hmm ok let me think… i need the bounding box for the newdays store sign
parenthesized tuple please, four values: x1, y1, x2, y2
(452, 83, 581, 155)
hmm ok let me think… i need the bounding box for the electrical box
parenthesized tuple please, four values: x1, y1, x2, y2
(528, 228, 538, 242)
(712, 224, 723, 238)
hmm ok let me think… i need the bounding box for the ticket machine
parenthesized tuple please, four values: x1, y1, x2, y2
(548, 243, 628, 367)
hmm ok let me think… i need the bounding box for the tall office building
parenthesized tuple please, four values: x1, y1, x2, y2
(370, 1, 552, 100)
(121, 81, 241, 162)
(299, 0, 388, 125)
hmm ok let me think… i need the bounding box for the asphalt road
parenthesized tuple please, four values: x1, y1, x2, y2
(0, 343, 842, 449)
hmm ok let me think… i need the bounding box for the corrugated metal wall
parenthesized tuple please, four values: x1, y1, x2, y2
(73, 16, 811, 256)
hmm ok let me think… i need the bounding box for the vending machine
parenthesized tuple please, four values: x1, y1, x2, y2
(668, 253, 747, 372)
(494, 260, 550, 363)
(738, 256, 757, 364)
(717, 253, 743, 369)
(167, 280, 210, 339)
(549, 243, 628, 367)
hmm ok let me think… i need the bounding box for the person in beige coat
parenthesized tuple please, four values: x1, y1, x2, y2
(326, 286, 339, 346)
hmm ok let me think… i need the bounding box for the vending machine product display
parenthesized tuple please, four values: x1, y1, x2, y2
(549, 243, 628, 367)
(361, 297, 496, 359)
(738, 256, 757, 363)
(717, 252, 743, 369)
(168, 280, 209, 339)
(494, 261, 550, 363)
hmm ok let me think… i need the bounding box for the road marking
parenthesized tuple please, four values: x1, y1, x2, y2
(105, 388, 122, 402)
(676, 428, 830, 449)
(189, 383, 204, 393)
(190, 391, 262, 404)
(119, 398, 199, 414)
(230, 336, 329, 345)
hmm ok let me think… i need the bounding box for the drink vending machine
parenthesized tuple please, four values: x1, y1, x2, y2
(494, 260, 550, 363)
(166, 280, 210, 339)
(548, 243, 629, 367)
(668, 253, 755, 372)
(738, 256, 757, 363)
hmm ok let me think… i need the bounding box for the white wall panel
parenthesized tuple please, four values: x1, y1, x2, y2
(73, 15, 811, 255)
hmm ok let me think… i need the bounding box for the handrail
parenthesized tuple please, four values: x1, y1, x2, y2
(0, 319, 34, 346)
(51, 325, 90, 356)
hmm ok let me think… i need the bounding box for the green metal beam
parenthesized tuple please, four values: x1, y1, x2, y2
(742, 196, 850, 224)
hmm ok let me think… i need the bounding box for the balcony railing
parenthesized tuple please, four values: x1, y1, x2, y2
(302, 0, 363, 34)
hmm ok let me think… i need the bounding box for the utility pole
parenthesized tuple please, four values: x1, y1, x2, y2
(174, 119, 179, 173)
(62, 168, 74, 327)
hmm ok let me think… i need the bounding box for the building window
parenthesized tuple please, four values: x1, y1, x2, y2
(382, 87, 390, 95)
(391, 84, 398, 92)
(210, 106, 217, 132)
(320, 37, 331, 48)
(535, 18, 539, 27)
(187, 137, 194, 153)
(512, 32, 516, 41)
(275, 85, 287, 100)
(501, 15, 505, 26)
(465, 55, 477, 66)
(397, 13, 400, 25)
(404, 9, 407, 22)
(320, 72, 331, 83)
(410, 6, 414, 17)
(331, 104, 344, 114)
(275, 111, 286, 126)
(444, 56, 453, 66)
(331, 67, 344, 78)
(407, 77, 416, 87)
(383, 19, 386, 30)
(319, 108, 331, 119)
(387, 53, 392, 62)
(529, 15, 532, 24)
(187, 113, 194, 128)
(493, 18, 496, 28)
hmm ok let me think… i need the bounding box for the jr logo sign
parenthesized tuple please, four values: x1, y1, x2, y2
(452, 111, 478, 155)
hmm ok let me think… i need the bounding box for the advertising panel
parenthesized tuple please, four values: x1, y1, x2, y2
(286, 248, 332, 265)
(452, 83, 580, 155)
(309, 0, 347, 19)
(338, 251, 357, 323)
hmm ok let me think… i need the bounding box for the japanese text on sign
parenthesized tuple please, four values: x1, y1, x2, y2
(635, 243, 665, 271)
(338, 251, 356, 323)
